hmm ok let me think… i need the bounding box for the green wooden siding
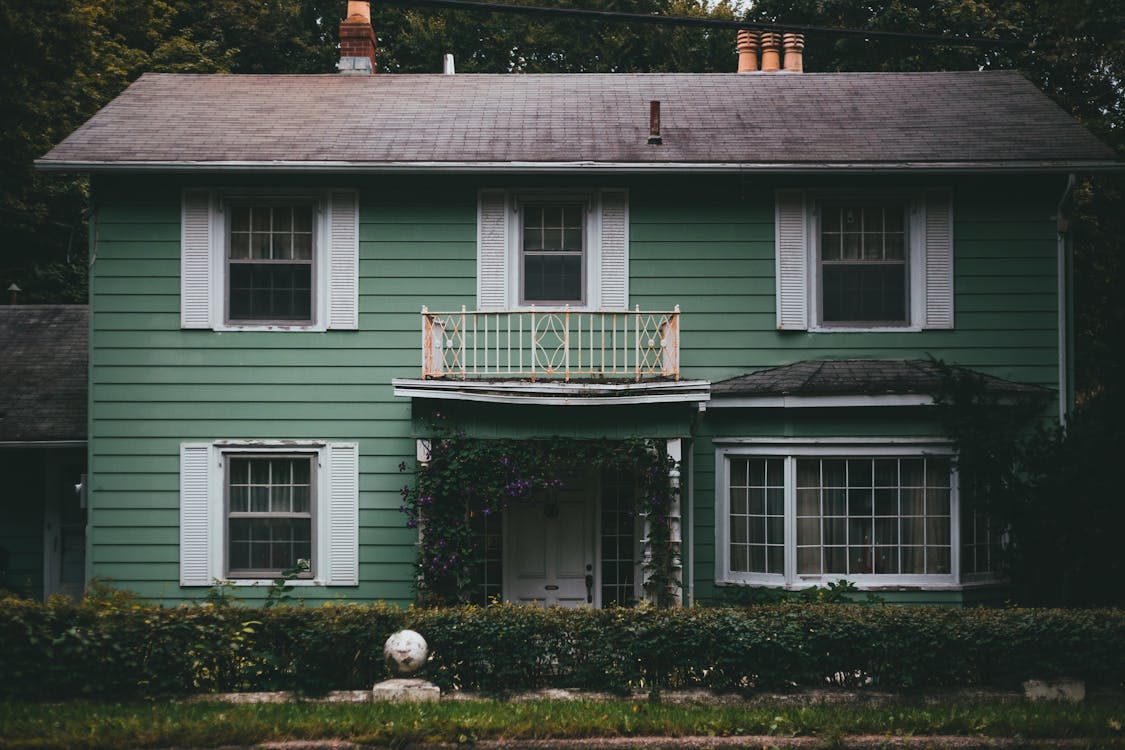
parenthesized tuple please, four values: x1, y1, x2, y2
(88, 173, 1063, 604)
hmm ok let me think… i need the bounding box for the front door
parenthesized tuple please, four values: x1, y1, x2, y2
(505, 476, 596, 607)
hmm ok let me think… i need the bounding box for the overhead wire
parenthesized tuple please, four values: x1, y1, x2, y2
(378, 0, 1023, 48)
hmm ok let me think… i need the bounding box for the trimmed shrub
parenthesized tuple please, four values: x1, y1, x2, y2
(1, 594, 1122, 700)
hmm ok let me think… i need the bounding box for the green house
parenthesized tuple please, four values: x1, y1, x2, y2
(35, 3, 1118, 607)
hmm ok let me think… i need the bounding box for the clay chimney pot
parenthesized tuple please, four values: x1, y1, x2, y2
(347, 1, 370, 22)
(783, 33, 805, 73)
(736, 29, 759, 73)
(759, 32, 781, 72)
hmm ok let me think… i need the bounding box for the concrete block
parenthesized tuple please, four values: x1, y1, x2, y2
(1023, 678, 1085, 702)
(371, 678, 441, 702)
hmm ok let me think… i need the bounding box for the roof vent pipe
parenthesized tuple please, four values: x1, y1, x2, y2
(648, 100, 662, 145)
(736, 30, 759, 73)
(443, 54, 456, 74)
(783, 33, 805, 72)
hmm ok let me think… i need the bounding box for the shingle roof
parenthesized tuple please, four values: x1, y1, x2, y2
(39, 71, 1117, 171)
(711, 359, 1048, 398)
(0, 306, 88, 442)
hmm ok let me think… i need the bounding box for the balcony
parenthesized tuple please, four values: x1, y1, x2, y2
(393, 305, 708, 406)
(420, 306, 680, 382)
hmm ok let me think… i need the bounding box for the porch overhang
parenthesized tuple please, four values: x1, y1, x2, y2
(392, 377, 711, 406)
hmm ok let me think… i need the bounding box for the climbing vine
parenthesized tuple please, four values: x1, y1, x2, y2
(400, 416, 679, 607)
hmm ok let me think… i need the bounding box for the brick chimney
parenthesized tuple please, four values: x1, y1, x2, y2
(736, 30, 759, 73)
(339, 1, 376, 74)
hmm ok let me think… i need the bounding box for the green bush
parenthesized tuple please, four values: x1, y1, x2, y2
(1, 593, 1122, 700)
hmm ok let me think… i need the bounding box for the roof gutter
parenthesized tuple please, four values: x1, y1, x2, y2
(34, 159, 1125, 174)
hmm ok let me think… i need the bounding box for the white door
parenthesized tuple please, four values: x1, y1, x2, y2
(505, 480, 596, 607)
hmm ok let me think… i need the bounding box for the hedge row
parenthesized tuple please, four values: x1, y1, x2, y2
(1, 594, 1122, 700)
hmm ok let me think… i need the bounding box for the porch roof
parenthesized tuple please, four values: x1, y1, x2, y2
(711, 358, 1048, 405)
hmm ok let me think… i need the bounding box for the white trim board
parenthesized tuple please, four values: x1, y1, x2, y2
(37, 159, 1125, 174)
(709, 394, 934, 408)
(392, 378, 710, 406)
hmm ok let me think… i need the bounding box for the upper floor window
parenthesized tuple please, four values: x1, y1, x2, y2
(180, 189, 358, 332)
(774, 189, 953, 332)
(521, 203, 585, 305)
(227, 204, 315, 325)
(819, 201, 908, 326)
(477, 189, 628, 311)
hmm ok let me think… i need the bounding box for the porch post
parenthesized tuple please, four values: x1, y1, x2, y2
(414, 439, 431, 555)
(642, 438, 684, 606)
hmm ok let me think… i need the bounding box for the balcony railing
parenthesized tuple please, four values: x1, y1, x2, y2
(421, 306, 680, 382)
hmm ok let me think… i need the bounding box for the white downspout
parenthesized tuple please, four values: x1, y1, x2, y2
(1057, 174, 1076, 426)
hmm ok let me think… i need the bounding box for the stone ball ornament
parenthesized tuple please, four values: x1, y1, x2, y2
(383, 629, 429, 676)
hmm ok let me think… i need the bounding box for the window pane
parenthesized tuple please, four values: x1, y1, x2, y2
(884, 233, 905, 259)
(928, 488, 950, 516)
(274, 234, 292, 260)
(902, 546, 925, 574)
(825, 546, 847, 574)
(824, 488, 847, 516)
(797, 460, 819, 488)
(250, 233, 271, 259)
(292, 207, 312, 233)
(273, 206, 292, 231)
(823, 264, 906, 323)
(749, 545, 766, 572)
(797, 488, 819, 516)
(849, 488, 873, 516)
(822, 233, 841, 260)
(231, 206, 251, 232)
(850, 545, 873, 574)
(730, 487, 748, 515)
(748, 487, 765, 516)
(731, 544, 748, 572)
(797, 547, 821, 574)
(797, 518, 820, 545)
(874, 459, 898, 486)
(251, 207, 270, 232)
(874, 488, 898, 516)
(766, 487, 784, 516)
(901, 516, 924, 545)
(229, 263, 313, 321)
(230, 233, 250, 259)
(875, 546, 899, 574)
(767, 546, 784, 574)
(524, 255, 582, 302)
(927, 546, 950, 574)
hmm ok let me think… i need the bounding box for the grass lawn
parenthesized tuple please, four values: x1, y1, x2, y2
(1, 698, 1123, 749)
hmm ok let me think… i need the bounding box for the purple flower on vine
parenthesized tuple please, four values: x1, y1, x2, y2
(398, 461, 407, 472)
(406, 519, 418, 529)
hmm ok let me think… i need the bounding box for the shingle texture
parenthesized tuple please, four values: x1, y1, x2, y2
(0, 306, 88, 442)
(40, 71, 1115, 168)
(711, 359, 1048, 397)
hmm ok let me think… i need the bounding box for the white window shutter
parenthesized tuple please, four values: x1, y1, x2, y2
(327, 190, 359, 330)
(774, 190, 809, 331)
(599, 189, 629, 311)
(180, 443, 213, 586)
(922, 189, 955, 329)
(181, 190, 213, 329)
(477, 190, 508, 310)
(324, 442, 359, 586)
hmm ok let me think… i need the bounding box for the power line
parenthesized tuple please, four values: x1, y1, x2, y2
(379, 0, 1022, 48)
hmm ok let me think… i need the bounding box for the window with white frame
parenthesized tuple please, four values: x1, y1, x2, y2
(180, 189, 358, 331)
(819, 201, 908, 326)
(227, 204, 315, 325)
(717, 443, 966, 588)
(477, 189, 629, 311)
(179, 441, 358, 586)
(520, 202, 586, 305)
(774, 189, 953, 332)
(226, 454, 315, 578)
